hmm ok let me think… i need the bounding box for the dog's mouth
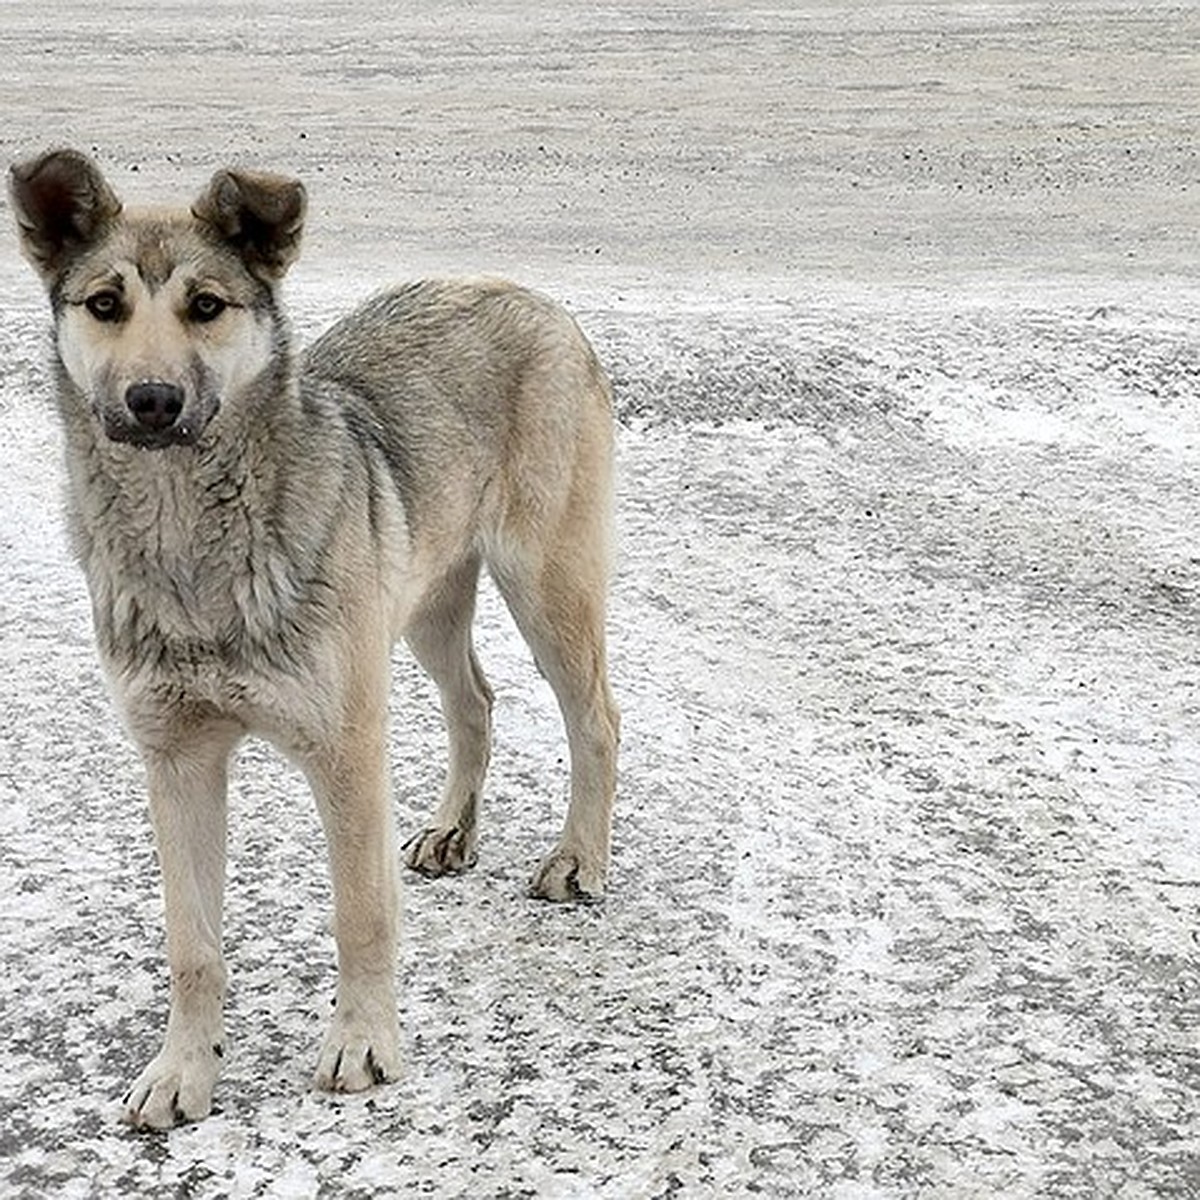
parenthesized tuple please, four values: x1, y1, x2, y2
(102, 418, 205, 450)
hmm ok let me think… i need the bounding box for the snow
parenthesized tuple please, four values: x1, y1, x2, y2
(3, 1, 1200, 1196)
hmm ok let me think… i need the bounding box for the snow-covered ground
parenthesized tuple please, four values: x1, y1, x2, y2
(2, 3, 1198, 1197)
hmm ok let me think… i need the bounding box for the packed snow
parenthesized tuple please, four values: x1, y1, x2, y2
(2, 2, 1198, 1196)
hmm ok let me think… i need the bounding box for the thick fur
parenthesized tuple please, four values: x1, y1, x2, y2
(9, 149, 619, 1129)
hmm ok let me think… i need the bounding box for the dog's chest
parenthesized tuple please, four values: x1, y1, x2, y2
(86, 539, 339, 750)
(83, 507, 325, 688)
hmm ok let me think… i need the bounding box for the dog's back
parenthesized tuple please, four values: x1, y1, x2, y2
(305, 278, 616, 631)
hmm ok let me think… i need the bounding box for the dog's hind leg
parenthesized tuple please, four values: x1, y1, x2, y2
(490, 523, 620, 903)
(402, 554, 494, 877)
(123, 722, 240, 1130)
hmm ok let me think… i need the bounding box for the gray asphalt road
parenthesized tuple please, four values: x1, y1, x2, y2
(2, 3, 1198, 1197)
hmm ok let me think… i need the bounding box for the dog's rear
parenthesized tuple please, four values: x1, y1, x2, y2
(307, 280, 620, 893)
(9, 149, 618, 1128)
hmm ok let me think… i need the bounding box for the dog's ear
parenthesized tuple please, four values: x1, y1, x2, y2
(9, 149, 123, 280)
(192, 169, 306, 279)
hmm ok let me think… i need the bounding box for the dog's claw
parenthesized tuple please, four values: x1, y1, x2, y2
(366, 1047, 389, 1085)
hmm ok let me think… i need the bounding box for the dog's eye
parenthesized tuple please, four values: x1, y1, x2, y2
(189, 293, 227, 323)
(84, 292, 122, 322)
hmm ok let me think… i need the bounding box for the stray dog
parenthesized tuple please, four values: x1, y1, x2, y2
(9, 148, 619, 1129)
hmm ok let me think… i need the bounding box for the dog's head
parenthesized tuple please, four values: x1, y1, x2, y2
(9, 149, 306, 450)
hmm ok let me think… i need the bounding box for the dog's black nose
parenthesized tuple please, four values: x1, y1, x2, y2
(126, 382, 184, 431)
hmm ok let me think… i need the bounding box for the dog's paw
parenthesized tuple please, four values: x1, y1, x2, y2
(122, 1042, 223, 1131)
(529, 846, 606, 903)
(403, 825, 478, 877)
(314, 1009, 401, 1094)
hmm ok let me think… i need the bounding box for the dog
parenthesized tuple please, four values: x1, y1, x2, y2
(9, 148, 620, 1129)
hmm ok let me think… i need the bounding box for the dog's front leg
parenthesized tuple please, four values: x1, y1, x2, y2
(123, 728, 237, 1130)
(301, 684, 401, 1094)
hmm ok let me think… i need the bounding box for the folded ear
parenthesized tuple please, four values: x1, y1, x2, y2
(9, 149, 123, 280)
(192, 168, 306, 279)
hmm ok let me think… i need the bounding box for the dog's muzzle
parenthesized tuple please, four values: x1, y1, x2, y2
(106, 381, 207, 448)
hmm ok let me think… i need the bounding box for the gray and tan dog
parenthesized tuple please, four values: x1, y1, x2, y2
(9, 148, 619, 1129)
